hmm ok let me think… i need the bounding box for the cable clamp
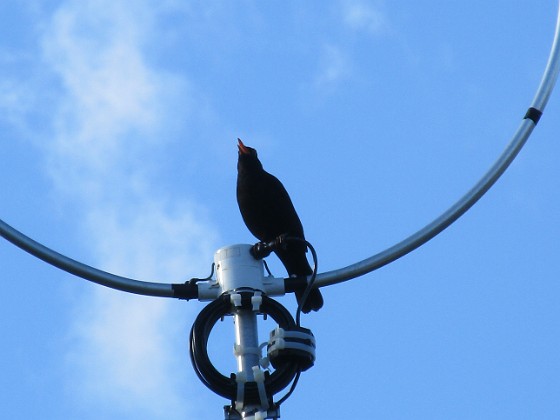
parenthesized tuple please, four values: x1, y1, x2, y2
(268, 326, 316, 372)
(252, 366, 270, 411)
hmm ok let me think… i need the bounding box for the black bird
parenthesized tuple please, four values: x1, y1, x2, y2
(236, 138, 323, 313)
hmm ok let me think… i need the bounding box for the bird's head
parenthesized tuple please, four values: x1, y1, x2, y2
(237, 138, 257, 157)
(237, 138, 263, 172)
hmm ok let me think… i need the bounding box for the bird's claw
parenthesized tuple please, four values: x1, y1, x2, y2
(274, 233, 289, 250)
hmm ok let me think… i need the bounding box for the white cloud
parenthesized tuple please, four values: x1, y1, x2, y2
(66, 290, 190, 418)
(314, 44, 352, 91)
(342, 0, 389, 35)
(85, 198, 217, 281)
(312, 1, 389, 94)
(0, 52, 46, 136)
(0, 79, 31, 129)
(63, 188, 217, 419)
(41, 1, 176, 179)
(29, 0, 219, 417)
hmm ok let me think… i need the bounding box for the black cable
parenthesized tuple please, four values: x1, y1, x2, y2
(274, 370, 301, 407)
(262, 259, 273, 277)
(270, 236, 318, 407)
(189, 295, 232, 395)
(280, 236, 319, 326)
(188, 263, 215, 283)
(189, 293, 299, 402)
(249, 235, 319, 325)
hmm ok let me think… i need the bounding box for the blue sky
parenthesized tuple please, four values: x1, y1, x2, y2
(1, 1, 560, 419)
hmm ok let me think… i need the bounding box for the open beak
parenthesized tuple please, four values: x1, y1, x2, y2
(237, 138, 250, 154)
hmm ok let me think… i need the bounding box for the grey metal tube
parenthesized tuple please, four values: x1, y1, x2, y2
(532, 4, 560, 111)
(314, 2, 560, 288)
(234, 310, 260, 380)
(315, 121, 535, 287)
(0, 219, 175, 297)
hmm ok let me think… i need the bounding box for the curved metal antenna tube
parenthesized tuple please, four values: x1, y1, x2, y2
(315, 121, 535, 287)
(531, 5, 560, 110)
(315, 2, 560, 288)
(0, 220, 175, 297)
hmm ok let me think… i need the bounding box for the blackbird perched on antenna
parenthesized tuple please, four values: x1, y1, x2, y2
(236, 138, 324, 313)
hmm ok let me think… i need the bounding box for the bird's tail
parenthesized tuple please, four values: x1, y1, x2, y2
(296, 287, 324, 313)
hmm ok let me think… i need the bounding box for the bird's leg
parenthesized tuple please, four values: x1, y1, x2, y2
(273, 233, 289, 250)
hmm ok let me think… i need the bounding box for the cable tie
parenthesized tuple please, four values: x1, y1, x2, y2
(233, 343, 260, 358)
(260, 356, 270, 369)
(254, 411, 267, 420)
(230, 293, 242, 307)
(273, 337, 286, 350)
(233, 343, 242, 357)
(252, 366, 270, 410)
(272, 326, 285, 339)
(251, 294, 263, 311)
(235, 371, 247, 412)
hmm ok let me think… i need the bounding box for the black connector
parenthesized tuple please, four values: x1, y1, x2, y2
(171, 281, 199, 300)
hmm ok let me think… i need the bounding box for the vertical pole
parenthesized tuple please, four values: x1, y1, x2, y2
(233, 308, 266, 419)
(215, 245, 273, 418)
(234, 309, 260, 380)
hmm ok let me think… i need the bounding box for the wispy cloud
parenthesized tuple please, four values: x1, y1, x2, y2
(0, 52, 47, 137)
(25, 0, 219, 417)
(66, 290, 190, 418)
(313, 44, 352, 92)
(42, 1, 173, 182)
(341, 0, 390, 36)
(311, 1, 390, 94)
(0, 79, 31, 129)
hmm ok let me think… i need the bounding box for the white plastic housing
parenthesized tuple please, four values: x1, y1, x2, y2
(215, 244, 265, 293)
